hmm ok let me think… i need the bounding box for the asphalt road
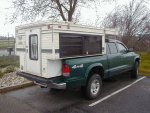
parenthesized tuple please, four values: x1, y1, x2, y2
(0, 74, 150, 113)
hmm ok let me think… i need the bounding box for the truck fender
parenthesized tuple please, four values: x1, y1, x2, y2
(131, 56, 140, 70)
(84, 63, 104, 83)
(134, 56, 140, 63)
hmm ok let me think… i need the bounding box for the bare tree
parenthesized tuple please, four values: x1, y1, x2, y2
(10, 0, 101, 22)
(102, 0, 150, 50)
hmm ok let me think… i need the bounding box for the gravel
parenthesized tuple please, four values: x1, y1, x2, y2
(0, 72, 29, 88)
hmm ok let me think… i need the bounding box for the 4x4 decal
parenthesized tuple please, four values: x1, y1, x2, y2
(72, 64, 84, 69)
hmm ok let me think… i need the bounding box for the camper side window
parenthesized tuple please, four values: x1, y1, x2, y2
(83, 36, 102, 54)
(60, 35, 83, 57)
(29, 34, 38, 60)
(60, 33, 102, 57)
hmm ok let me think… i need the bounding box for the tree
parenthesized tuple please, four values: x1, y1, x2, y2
(10, 0, 99, 22)
(102, 0, 150, 49)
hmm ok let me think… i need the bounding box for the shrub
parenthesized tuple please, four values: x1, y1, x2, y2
(0, 70, 4, 78)
(5, 66, 16, 73)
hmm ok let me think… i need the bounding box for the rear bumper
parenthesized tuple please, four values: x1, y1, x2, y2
(17, 72, 66, 89)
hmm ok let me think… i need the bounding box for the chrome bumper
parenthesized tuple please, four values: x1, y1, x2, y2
(34, 81, 66, 89)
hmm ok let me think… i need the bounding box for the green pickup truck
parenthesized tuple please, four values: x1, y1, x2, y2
(16, 22, 140, 99)
(17, 38, 140, 99)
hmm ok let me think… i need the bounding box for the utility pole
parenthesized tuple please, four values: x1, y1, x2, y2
(8, 33, 10, 47)
(7, 33, 12, 56)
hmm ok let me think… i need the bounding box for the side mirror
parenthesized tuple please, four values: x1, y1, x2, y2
(127, 48, 133, 52)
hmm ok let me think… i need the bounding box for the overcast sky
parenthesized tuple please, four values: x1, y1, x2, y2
(0, 0, 14, 37)
(0, 0, 149, 37)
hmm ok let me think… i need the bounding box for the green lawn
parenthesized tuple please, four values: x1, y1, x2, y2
(0, 56, 19, 78)
(0, 40, 15, 49)
(0, 56, 19, 68)
(138, 52, 150, 76)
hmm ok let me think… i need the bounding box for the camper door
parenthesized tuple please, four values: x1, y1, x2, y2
(25, 29, 41, 75)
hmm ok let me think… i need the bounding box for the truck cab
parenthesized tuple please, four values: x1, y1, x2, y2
(106, 39, 140, 77)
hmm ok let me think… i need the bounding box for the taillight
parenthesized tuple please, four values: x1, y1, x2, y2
(62, 64, 71, 77)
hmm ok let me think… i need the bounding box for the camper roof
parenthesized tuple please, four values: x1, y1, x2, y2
(16, 21, 118, 36)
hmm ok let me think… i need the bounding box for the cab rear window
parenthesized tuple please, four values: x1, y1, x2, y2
(108, 42, 118, 54)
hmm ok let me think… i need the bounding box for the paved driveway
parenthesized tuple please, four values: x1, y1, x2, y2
(0, 74, 150, 113)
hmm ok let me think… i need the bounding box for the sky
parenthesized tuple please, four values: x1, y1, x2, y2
(0, 0, 15, 37)
(0, 0, 149, 37)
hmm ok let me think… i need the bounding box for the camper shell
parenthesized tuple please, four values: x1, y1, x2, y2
(16, 21, 117, 79)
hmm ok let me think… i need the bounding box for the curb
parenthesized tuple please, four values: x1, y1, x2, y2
(0, 82, 35, 93)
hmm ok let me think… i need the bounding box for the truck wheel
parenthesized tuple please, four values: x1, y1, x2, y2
(130, 61, 139, 79)
(84, 74, 102, 99)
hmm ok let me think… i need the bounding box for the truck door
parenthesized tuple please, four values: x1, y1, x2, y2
(116, 42, 133, 71)
(106, 42, 122, 76)
(25, 29, 41, 76)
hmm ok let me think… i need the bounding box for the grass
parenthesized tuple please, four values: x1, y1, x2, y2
(138, 52, 150, 76)
(0, 56, 19, 68)
(5, 65, 16, 73)
(0, 56, 19, 78)
(0, 40, 15, 49)
(0, 70, 4, 78)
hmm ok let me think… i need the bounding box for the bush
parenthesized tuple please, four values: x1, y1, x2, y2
(0, 70, 4, 78)
(5, 66, 16, 73)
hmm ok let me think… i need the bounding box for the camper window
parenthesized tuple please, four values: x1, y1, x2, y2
(29, 34, 38, 60)
(83, 36, 102, 54)
(59, 33, 102, 57)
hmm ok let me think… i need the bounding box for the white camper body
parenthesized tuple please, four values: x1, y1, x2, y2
(15, 21, 117, 79)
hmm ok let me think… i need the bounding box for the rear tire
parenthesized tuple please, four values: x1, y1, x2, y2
(83, 74, 102, 99)
(130, 61, 139, 79)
